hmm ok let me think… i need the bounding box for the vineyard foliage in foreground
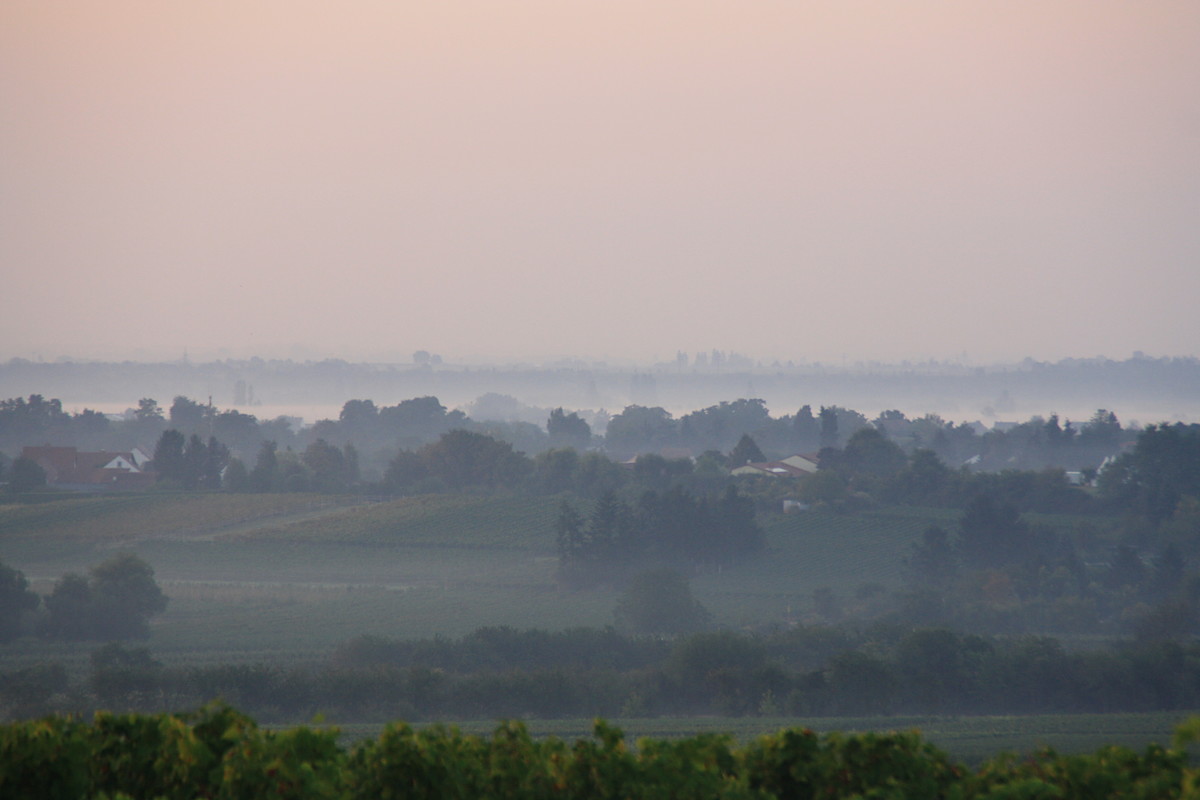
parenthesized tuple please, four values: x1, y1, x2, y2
(3, 704, 1200, 799)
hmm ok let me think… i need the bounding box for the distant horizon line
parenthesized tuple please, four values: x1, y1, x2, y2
(2, 351, 1196, 373)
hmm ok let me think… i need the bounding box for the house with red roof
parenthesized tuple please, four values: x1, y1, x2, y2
(20, 445, 156, 491)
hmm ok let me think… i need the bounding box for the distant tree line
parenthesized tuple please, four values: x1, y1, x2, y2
(12, 624, 1200, 723)
(0, 391, 1141, 491)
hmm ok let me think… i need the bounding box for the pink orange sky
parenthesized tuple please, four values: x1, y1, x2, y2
(2, 2, 1198, 365)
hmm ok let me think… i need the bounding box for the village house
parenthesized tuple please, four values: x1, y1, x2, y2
(729, 453, 820, 478)
(20, 445, 156, 492)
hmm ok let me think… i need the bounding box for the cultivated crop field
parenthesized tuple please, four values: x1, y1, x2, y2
(232, 494, 561, 550)
(0, 492, 1174, 760)
(2, 493, 965, 664)
(0, 493, 1100, 667)
(2, 493, 1079, 665)
(688, 506, 992, 624)
(330, 710, 1198, 765)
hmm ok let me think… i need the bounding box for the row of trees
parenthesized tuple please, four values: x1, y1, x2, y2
(16, 625, 1200, 722)
(151, 431, 228, 489)
(0, 394, 291, 465)
(1, 391, 1139, 485)
(0, 555, 167, 642)
(789, 420, 1200, 525)
(602, 402, 1133, 470)
(895, 518, 1199, 638)
(555, 488, 763, 587)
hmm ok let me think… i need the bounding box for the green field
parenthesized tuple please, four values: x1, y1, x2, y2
(0, 493, 962, 665)
(0, 492, 1172, 759)
(0, 493, 1104, 667)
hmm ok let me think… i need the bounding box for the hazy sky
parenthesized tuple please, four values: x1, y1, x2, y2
(3, 2, 1198, 366)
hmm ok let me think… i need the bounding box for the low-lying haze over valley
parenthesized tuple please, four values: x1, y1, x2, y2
(4, 354, 1198, 433)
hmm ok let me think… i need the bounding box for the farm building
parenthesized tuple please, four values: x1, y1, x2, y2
(20, 445, 156, 491)
(731, 453, 820, 478)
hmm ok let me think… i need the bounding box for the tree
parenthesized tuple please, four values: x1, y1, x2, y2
(202, 436, 229, 489)
(418, 430, 530, 490)
(957, 494, 1034, 569)
(153, 430, 227, 490)
(1098, 424, 1200, 523)
(169, 396, 207, 430)
(339, 399, 379, 429)
(678, 399, 771, 453)
(0, 395, 69, 444)
(554, 501, 590, 586)
(88, 553, 168, 640)
(886, 449, 952, 506)
(276, 449, 312, 492)
(895, 629, 990, 713)
(905, 526, 959, 591)
(7, 456, 46, 493)
(212, 409, 262, 456)
(223, 457, 250, 492)
(666, 630, 767, 710)
(342, 444, 360, 485)
(43, 573, 93, 639)
(0, 561, 39, 642)
(533, 448, 580, 495)
(547, 408, 591, 450)
(1079, 409, 1121, 453)
(90, 642, 164, 705)
(604, 406, 677, 459)
(383, 449, 426, 492)
(378, 396, 464, 446)
(819, 406, 840, 449)
(827, 650, 897, 714)
(574, 451, 627, 498)
(554, 501, 587, 558)
(797, 469, 847, 506)
(792, 405, 820, 452)
(728, 434, 766, 467)
(632, 454, 693, 492)
(614, 569, 710, 635)
(43, 555, 169, 641)
(710, 484, 764, 562)
(588, 490, 635, 565)
(73, 408, 110, 438)
(840, 427, 907, 479)
(303, 438, 350, 492)
(556, 490, 665, 586)
(152, 430, 187, 485)
(135, 398, 163, 422)
(249, 440, 279, 492)
(182, 434, 208, 489)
